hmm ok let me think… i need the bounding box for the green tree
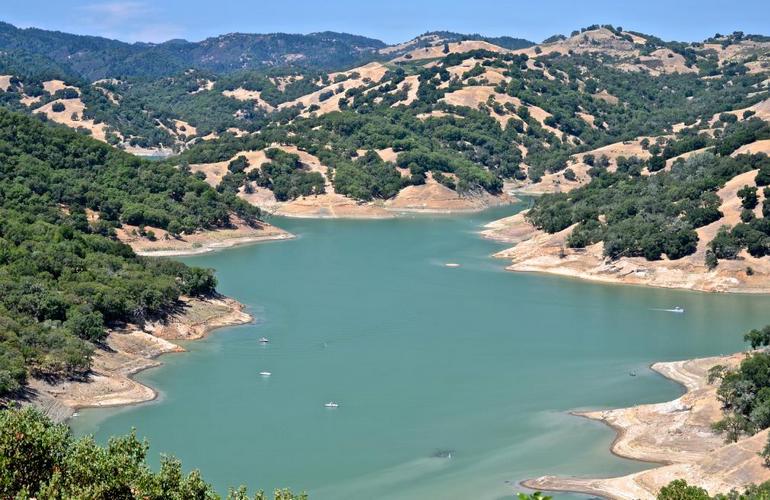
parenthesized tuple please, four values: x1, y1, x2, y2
(738, 185, 758, 209)
(0, 407, 307, 499)
(65, 306, 106, 343)
(658, 480, 710, 500)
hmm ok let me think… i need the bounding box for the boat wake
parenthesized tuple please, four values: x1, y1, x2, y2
(650, 307, 685, 314)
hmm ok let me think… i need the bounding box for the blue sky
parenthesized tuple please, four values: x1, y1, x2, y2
(4, 0, 770, 44)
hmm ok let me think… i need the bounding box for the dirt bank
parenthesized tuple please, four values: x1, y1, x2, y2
(24, 296, 253, 422)
(522, 353, 770, 499)
(118, 219, 294, 257)
(482, 171, 770, 294)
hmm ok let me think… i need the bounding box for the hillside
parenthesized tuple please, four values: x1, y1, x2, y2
(525, 353, 770, 497)
(0, 107, 282, 400)
(167, 27, 769, 218)
(0, 22, 534, 82)
(0, 22, 770, 232)
(2, 24, 765, 158)
(0, 22, 387, 79)
(483, 99, 770, 292)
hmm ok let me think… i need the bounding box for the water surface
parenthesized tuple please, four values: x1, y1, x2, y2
(72, 205, 770, 499)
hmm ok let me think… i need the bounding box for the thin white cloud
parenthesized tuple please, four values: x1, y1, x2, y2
(80, 1, 152, 20)
(75, 1, 181, 43)
(129, 23, 185, 43)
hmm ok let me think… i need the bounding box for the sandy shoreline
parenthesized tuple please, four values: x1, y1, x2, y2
(522, 352, 770, 499)
(135, 231, 294, 257)
(483, 169, 770, 294)
(481, 207, 770, 294)
(119, 218, 295, 257)
(252, 192, 517, 219)
(24, 296, 254, 423)
(265, 204, 514, 219)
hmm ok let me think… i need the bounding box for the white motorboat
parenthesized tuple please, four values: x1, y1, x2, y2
(259, 371, 271, 377)
(258, 337, 269, 343)
(324, 402, 339, 408)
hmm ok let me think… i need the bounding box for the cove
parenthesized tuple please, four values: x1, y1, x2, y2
(70, 203, 770, 499)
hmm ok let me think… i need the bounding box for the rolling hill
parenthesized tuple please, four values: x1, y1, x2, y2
(1, 22, 769, 291)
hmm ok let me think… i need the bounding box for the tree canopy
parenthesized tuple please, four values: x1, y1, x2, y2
(0, 407, 305, 500)
(0, 108, 260, 396)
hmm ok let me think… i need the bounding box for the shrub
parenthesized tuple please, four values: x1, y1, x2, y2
(738, 185, 758, 209)
(228, 155, 249, 173)
(647, 155, 666, 172)
(0, 407, 306, 499)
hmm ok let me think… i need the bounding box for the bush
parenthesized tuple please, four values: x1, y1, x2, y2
(647, 155, 666, 172)
(705, 249, 718, 270)
(658, 480, 710, 500)
(228, 155, 249, 173)
(65, 306, 106, 342)
(738, 185, 758, 209)
(757, 164, 770, 186)
(0, 407, 306, 499)
(709, 226, 741, 259)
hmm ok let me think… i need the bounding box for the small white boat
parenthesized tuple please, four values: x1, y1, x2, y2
(671, 306, 685, 314)
(324, 402, 339, 408)
(259, 371, 272, 377)
(258, 337, 269, 343)
(445, 263, 460, 268)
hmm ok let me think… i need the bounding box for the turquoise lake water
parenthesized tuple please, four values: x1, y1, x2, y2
(71, 204, 770, 499)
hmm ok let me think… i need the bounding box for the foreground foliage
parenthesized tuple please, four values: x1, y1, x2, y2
(658, 479, 770, 500)
(0, 407, 305, 499)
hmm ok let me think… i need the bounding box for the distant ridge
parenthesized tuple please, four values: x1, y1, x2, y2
(0, 22, 386, 79)
(0, 21, 535, 80)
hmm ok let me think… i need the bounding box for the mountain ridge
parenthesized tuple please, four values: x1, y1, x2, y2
(0, 21, 536, 80)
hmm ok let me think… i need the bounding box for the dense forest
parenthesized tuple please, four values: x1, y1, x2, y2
(0, 108, 260, 396)
(0, 22, 388, 79)
(0, 22, 532, 81)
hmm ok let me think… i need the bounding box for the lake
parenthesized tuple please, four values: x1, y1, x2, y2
(71, 203, 770, 499)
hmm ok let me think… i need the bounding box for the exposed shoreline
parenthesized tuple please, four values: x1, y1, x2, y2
(521, 352, 770, 499)
(481, 209, 770, 294)
(118, 219, 295, 257)
(25, 296, 254, 423)
(252, 192, 517, 219)
(135, 231, 294, 257)
(263, 204, 514, 219)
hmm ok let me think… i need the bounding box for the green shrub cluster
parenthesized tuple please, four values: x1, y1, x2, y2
(0, 407, 306, 500)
